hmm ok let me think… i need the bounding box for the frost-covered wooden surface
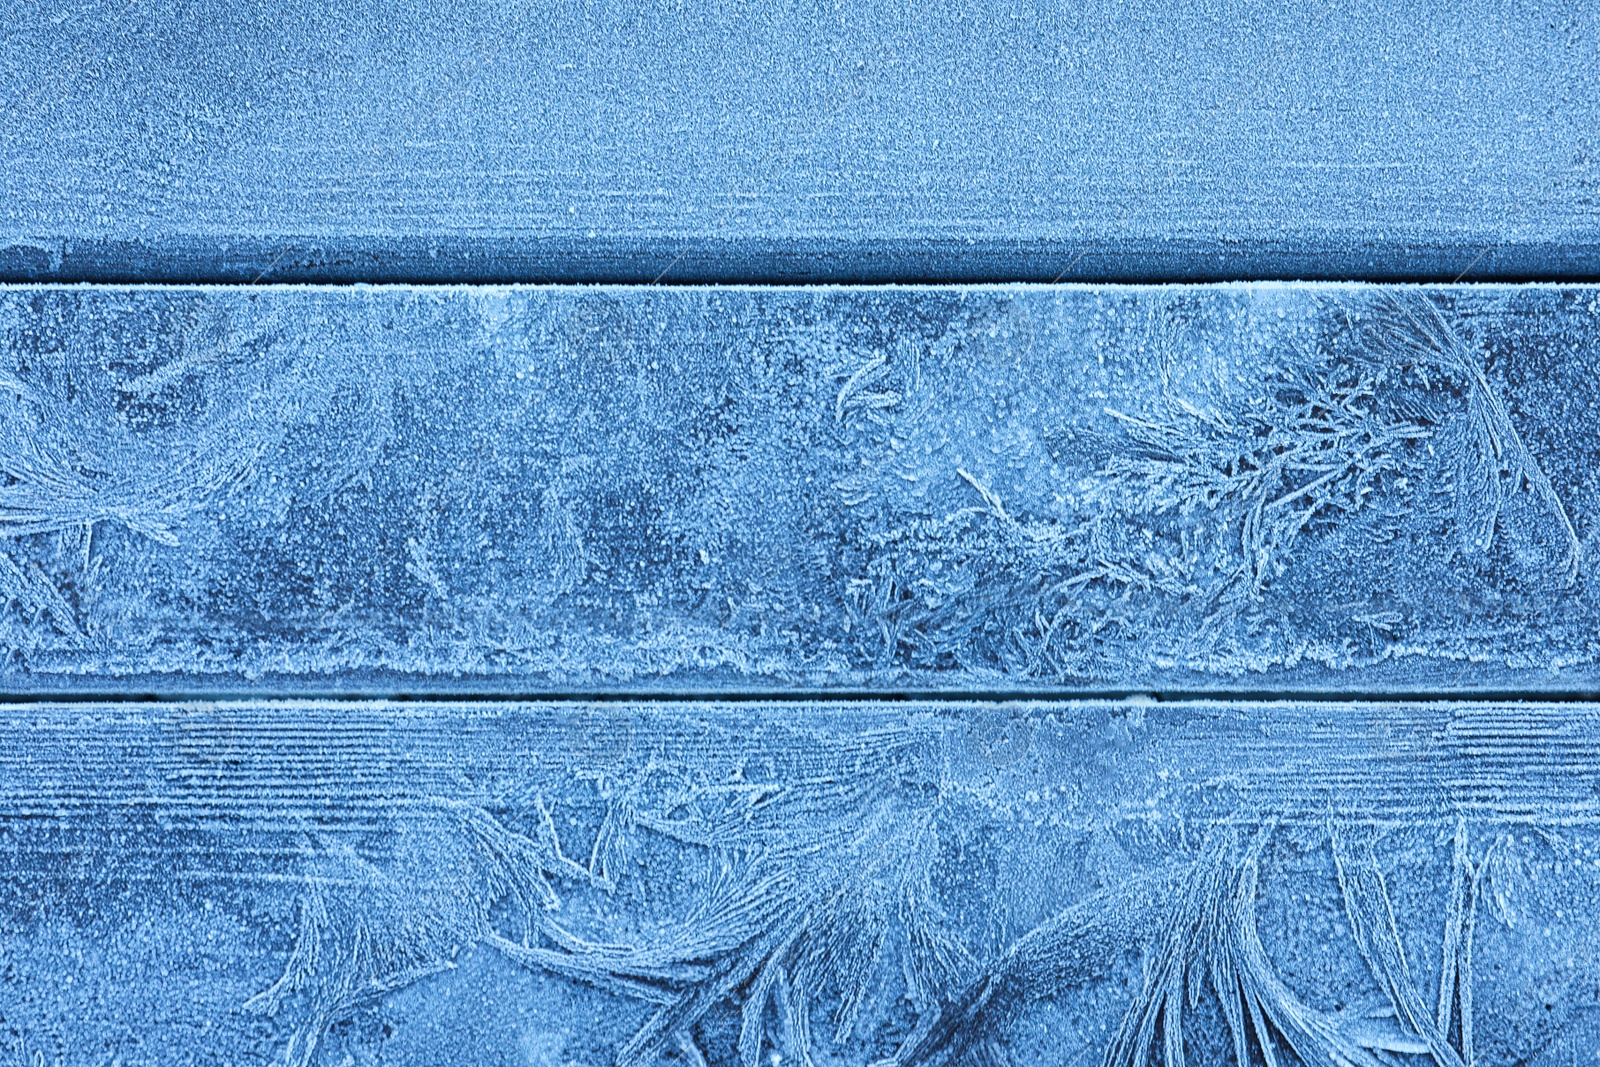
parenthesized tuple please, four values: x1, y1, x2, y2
(8, 4, 1600, 1065)
(3, 283, 1599, 694)
(2, 0, 1597, 283)
(3, 697, 1599, 1066)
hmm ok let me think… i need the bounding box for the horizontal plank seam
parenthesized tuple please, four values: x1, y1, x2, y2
(2, 688, 1599, 705)
(8, 273, 1600, 287)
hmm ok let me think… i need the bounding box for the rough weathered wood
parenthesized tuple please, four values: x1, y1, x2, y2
(3, 697, 1598, 1065)
(2, 282, 1599, 693)
(2, 0, 1597, 282)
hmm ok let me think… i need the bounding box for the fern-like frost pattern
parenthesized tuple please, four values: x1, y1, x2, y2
(4, 699, 1600, 1064)
(1, 285, 1596, 691)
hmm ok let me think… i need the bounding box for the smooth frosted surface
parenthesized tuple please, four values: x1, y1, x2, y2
(3, 283, 1599, 693)
(3, 0, 1598, 282)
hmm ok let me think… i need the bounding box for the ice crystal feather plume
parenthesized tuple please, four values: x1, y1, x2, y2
(848, 306, 1437, 675)
(851, 290, 1580, 678)
(247, 800, 599, 1067)
(0, 326, 399, 643)
(1349, 290, 1581, 579)
(890, 859, 1191, 1067)
(496, 808, 972, 1067)
(894, 819, 1518, 1067)
(1098, 355, 1427, 607)
(0, 352, 262, 547)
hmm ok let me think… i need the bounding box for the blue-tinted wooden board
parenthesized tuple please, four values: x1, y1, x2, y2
(1, 0, 1597, 283)
(2, 696, 1598, 1066)
(3, 282, 1600, 694)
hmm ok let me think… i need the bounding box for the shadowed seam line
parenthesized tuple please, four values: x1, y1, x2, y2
(1, 688, 1599, 705)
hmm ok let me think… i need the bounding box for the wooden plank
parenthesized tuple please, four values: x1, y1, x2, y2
(2, 0, 1597, 283)
(2, 696, 1598, 1064)
(2, 282, 1599, 694)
